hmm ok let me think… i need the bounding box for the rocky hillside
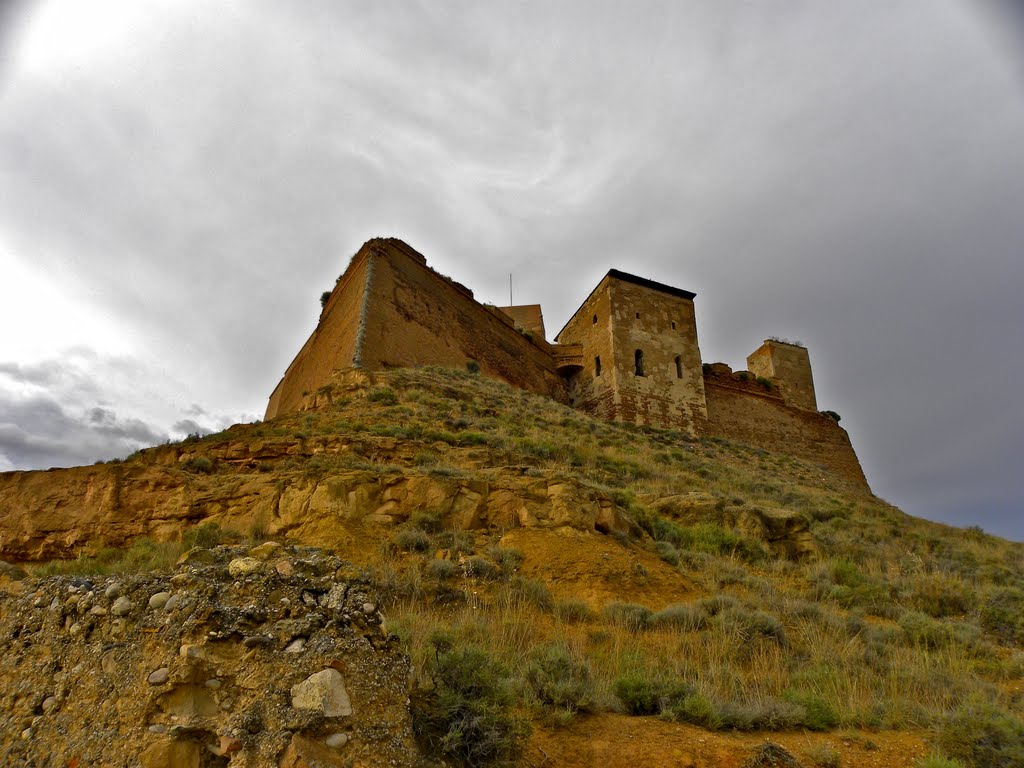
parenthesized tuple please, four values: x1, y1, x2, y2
(0, 543, 414, 767)
(1, 366, 1023, 768)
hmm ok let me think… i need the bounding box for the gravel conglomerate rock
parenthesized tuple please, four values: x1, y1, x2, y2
(0, 544, 416, 767)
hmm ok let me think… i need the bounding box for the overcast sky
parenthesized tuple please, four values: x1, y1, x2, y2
(1, 1, 1022, 539)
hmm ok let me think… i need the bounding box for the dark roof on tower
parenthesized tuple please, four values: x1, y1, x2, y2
(606, 269, 696, 300)
(554, 269, 697, 342)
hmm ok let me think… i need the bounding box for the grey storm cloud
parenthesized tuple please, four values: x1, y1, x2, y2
(0, 393, 166, 469)
(0, 1, 1022, 536)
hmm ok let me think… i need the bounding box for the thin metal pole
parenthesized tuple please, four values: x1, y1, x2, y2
(509, 274, 512, 306)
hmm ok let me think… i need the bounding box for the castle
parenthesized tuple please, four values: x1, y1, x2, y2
(267, 238, 868, 490)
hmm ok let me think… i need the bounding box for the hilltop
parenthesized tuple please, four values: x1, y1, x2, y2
(1, 366, 1023, 767)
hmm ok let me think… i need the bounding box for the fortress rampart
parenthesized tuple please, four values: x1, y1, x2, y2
(267, 239, 869, 492)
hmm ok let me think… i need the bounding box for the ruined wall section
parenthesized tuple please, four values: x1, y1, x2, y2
(266, 249, 371, 420)
(358, 242, 569, 402)
(557, 281, 619, 421)
(605, 278, 707, 433)
(699, 370, 868, 492)
(747, 340, 818, 411)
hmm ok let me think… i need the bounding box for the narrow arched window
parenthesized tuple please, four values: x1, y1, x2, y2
(595, 356, 602, 377)
(672, 321, 677, 330)
(675, 355, 683, 379)
(592, 314, 598, 324)
(634, 349, 645, 377)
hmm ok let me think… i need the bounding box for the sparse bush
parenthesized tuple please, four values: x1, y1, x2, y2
(697, 593, 742, 616)
(183, 521, 231, 549)
(934, 697, 1024, 768)
(554, 600, 593, 623)
(651, 603, 706, 631)
(916, 756, 965, 768)
(488, 546, 524, 575)
(320, 290, 332, 309)
(979, 587, 1024, 645)
(807, 743, 842, 767)
(367, 387, 398, 405)
(394, 527, 433, 553)
(182, 456, 214, 474)
(782, 690, 839, 731)
(509, 577, 553, 610)
(905, 573, 974, 618)
(464, 556, 502, 581)
(524, 644, 595, 718)
(435, 529, 475, 555)
(716, 606, 787, 645)
(466, 359, 481, 374)
(413, 644, 529, 767)
(710, 696, 805, 730)
(612, 675, 690, 716)
(655, 540, 680, 566)
(409, 510, 444, 534)
(424, 558, 458, 581)
(602, 601, 653, 631)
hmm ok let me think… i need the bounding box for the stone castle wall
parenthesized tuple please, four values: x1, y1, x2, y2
(266, 253, 371, 419)
(699, 370, 867, 489)
(357, 241, 568, 402)
(266, 238, 869, 493)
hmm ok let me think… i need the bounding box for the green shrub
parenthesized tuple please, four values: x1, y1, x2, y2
(651, 603, 706, 632)
(464, 556, 502, 581)
(524, 644, 595, 717)
(394, 528, 433, 553)
(979, 588, 1024, 645)
(696, 594, 742, 616)
(717, 606, 787, 645)
(554, 600, 593, 623)
(915, 756, 966, 768)
(424, 559, 458, 581)
(466, 359, 481, 374)
(409, 510, 444, 534)
(934, 698, 1024, 767)
(182, 521, 232, 549)
(182, 456, 214, 474)
(509, 577, 553, 610)
(807, 743, 841, 768)
(435, 529, 475, 555)
(413, 645, 529, 767)
(906, 573, 974, 618)
(602, 601, 653, 631)
(782, 690, 839, 731)
(612, 675, 690, 716)
(655, 541, 680, 566)
(367, 387, 398, 405)
(488, 546, 524, 575)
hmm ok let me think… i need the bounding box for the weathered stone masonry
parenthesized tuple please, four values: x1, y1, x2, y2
(267, 238, 869, 491)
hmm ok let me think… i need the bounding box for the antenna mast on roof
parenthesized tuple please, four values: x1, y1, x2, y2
(509, 273, 513, 307)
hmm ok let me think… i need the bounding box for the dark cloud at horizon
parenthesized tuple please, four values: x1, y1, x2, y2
(0, 1, 1021, 538)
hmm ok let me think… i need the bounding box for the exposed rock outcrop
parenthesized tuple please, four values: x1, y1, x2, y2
(652, 492, 818, 560)
(0, 545, 415, 767)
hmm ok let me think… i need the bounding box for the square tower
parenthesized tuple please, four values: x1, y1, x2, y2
(746, 339, 818, 411)
(556, 270, 707, 433)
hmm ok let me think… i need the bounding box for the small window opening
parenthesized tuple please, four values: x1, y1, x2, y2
(592, 314, 598, 324)
(635, 312, 641, 319)
(634, 349, 645, 377)
(595, 356, 602, 376)
(675, 355, 683, 379)
(672, 321, 677, 330)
